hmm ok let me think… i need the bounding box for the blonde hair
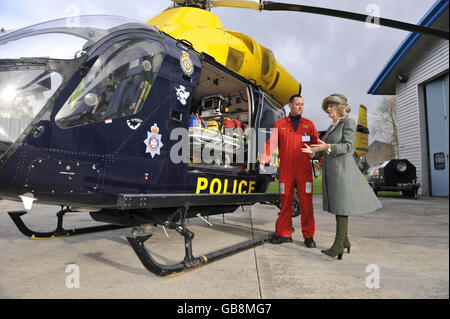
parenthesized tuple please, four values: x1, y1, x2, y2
(322, 93, 351, 117)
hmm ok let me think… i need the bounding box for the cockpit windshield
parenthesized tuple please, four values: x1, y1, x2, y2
(0, 15, 160, 158)
(0, 15, 159, 60)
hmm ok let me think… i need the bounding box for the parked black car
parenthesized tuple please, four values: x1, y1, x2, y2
(368, 159, 420, 199)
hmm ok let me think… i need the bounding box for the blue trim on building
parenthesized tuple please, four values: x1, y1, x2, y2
(367, 0, 449, 94)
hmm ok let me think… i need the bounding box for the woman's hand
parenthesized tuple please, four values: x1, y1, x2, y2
(309, 139, 330, 152)
(259, 161, 266, 172)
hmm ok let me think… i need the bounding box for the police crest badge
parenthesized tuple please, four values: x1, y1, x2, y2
(180, 51, 194, 76)
(144, 124, 163, 158)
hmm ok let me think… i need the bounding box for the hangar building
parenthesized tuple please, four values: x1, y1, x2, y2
(368, 0, 449, 196)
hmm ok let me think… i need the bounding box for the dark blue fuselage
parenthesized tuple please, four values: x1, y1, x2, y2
(1, 29, 193, 206)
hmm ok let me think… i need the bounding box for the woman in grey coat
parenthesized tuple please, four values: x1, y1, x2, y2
(302, 94, 381, 260)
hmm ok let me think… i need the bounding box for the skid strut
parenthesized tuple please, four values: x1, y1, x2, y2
(126, 219, 273, 277)
(8, 207, 127, 239)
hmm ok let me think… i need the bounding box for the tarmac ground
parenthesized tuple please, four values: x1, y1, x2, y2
(0, 195, 448, 299)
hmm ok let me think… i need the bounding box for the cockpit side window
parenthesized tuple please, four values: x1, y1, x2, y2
(55, 38, 165, 128)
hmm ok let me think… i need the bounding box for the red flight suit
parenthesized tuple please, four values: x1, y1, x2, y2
(262, 116, 319, 239)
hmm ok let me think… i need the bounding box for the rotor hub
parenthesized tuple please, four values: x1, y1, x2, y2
(173, 0, 211, 10)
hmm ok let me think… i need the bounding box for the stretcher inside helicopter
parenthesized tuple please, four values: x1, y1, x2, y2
(189, 62, 251, 170)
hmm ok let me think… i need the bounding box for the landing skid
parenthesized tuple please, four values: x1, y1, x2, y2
(8, 207, 127, 239)
(127, 219, 273, 277)
(120, 193, 280, 276)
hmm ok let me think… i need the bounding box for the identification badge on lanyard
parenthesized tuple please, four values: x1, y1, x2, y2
(302, 135, 311, 142)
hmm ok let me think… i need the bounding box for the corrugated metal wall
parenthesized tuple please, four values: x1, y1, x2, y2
(396, 39, 449, 195)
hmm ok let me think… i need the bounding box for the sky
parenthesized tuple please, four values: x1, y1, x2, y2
(0, 0, 438, 139)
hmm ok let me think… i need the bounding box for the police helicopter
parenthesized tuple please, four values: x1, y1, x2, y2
(0, 0, 447, 276)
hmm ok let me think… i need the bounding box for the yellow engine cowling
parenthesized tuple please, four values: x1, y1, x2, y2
(148, 7, 301, 106)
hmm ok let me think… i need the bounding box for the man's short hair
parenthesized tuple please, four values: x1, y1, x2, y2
(289, 94, 303, 104)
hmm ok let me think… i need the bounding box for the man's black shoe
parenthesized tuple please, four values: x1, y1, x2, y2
(270, 235, 293, 244)
(304, 237, 317, 248)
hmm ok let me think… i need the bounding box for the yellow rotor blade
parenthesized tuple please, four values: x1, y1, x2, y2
(171, 0, 261, 10)
(210, 0, 261, 10)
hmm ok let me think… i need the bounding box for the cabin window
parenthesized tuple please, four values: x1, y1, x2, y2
(259, 96, 285, 142)
(55, 39, 165, 128)
(254, 95, 284, 175)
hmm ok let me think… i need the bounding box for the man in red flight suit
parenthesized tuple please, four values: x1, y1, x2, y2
(260, 95, 319, 247)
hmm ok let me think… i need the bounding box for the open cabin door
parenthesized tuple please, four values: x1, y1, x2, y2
(254, 88, 286, 178)
(186, 59, 256, 194)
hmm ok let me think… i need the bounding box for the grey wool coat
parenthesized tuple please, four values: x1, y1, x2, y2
(320, 117, 382, 215)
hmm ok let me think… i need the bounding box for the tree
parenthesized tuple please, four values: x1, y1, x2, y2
(371, 96, 398, 158)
